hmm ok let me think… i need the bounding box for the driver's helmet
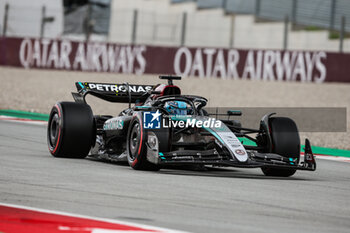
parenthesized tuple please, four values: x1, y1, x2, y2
(164, 101, 189, 115)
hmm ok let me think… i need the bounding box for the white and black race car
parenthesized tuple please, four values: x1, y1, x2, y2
(47, 76, 316, 177)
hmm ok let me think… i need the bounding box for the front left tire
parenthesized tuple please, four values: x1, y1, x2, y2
(47, 102, 95, 158)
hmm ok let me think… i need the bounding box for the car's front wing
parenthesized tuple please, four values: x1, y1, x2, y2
(148, 148, 316, 171)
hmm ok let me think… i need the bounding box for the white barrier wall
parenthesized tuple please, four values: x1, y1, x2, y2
(233, 15, 285, 50)
(109, 0, 197, 46)
(185, 9, 231, 47)
(0, 0, 63, 38)
(234, 15, 350, 52)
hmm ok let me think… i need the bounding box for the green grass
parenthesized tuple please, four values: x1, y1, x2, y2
(328, 30, 350, 40)
(304, 25, 323, 31)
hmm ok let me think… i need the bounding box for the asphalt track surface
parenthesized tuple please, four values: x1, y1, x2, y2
(1, 120, 350, 233)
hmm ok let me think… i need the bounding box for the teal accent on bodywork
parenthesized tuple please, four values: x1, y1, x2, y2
(159, 153, 165, 160)
(289, 158, 293, 162)
(238, 137, 256, 146)
(78, 82, 85, 89)
(158, 153, 165, 159)
(228, 110, 242, 115)
(135, 106, 151, 109)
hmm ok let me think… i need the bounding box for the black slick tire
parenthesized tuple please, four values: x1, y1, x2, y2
(126, 117, 160, 171)
(47, 102, 95, 158)
(261, 117, 300, 177)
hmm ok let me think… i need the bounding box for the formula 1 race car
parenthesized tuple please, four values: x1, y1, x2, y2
(47, 76, 316, 177)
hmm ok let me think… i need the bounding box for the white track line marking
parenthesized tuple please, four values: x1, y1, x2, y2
(0, 115, 47, 125)
(301, 153, 350, 163)
(315, 154, 350, 163)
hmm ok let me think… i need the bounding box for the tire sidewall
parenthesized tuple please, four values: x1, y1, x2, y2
(126, 116, 146, 169)
(126, 114, 163, 171)
(269, 117, 300, 161)
(47, 103, 63, 156)
(262, 117, 300, 177)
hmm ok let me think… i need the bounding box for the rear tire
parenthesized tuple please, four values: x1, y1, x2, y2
(47, 102, 95, 158)
(261, 117, 300, 177)
(126, 117, 160, 171)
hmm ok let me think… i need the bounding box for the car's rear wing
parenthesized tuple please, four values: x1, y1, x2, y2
(72, 82, 155, 104)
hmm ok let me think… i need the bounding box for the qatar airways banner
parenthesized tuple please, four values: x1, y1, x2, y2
(0, 37, 349, 82)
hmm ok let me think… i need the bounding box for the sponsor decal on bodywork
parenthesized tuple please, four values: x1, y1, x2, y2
(143, 111, 161, 129)
(165, 115, 221, 128)
(143, 112, 222, 129)
(79, 82, 153, 94)
(103, 118, 124, 130)
(235, 149, 246, 155)
(214, 131, 248, 162)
